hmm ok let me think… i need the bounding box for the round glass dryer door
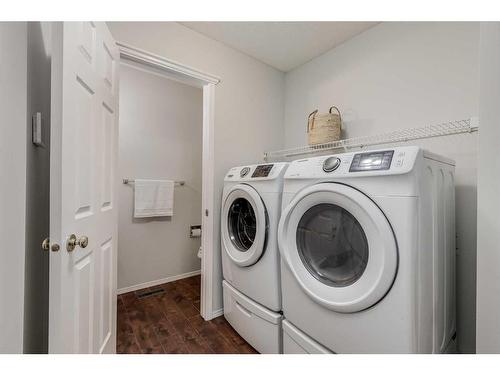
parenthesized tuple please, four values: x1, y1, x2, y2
(296, 203, 369, 288)
(278, 183, 398, 313)
(222, 184, 268, 267)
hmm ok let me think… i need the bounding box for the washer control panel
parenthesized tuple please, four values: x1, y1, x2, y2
(225, 163, 288, 182)
(349, 150, 394, 172)
(323, 157, 341, 172)
(252, 164, 274, 178)
(240, 167, 251, 177)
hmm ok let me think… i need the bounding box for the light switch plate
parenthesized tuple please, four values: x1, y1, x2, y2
(32, 112, 44, 147)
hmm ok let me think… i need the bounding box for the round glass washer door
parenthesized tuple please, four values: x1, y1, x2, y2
(222, 184, 268, 267)
(278, 183, 398, 313)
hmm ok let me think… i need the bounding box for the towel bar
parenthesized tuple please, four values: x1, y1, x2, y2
(122, 178, 185, 186)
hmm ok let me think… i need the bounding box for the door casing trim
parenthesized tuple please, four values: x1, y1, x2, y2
(117, 42, 220, 320)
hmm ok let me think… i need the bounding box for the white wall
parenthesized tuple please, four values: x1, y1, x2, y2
(24, 21, 51, 353)
(476, 22, 500, 354)
(108, 22, 285, 311)
(118, 62, 203, 291)
(0, 22, 28, 353)
(283, 22, 479, 353)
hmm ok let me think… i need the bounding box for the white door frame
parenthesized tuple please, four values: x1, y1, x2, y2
(117, 43, 221, 320)
(476, 22, 500, 353)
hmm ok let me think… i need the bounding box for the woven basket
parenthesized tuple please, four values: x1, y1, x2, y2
(307, 106, 342, 145)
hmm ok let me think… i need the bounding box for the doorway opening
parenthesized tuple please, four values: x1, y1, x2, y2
(116, 44, 219, 326)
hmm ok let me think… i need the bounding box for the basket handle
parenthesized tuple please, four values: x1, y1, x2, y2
(307, 109, 318, 133)
(329, 106, 342, 130)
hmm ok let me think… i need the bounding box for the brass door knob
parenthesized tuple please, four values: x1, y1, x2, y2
(67, 234, 89, 252)
(79, 236, 89, 248)
(42, 238, 60, 252)
(42, 238, 50, 251)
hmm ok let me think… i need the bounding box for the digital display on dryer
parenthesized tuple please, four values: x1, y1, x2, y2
(252, 164, 274, 178)
(349, 150, 394, 172)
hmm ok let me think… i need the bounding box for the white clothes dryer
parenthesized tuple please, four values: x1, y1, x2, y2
(278, 146, 456, 353)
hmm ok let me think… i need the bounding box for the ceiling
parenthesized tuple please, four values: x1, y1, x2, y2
(180, 22, 378, 72)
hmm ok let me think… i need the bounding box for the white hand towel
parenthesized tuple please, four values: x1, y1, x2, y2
(134, 179, 174, 218)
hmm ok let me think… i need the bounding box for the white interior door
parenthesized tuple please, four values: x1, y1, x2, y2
(49, 22, 119, 353)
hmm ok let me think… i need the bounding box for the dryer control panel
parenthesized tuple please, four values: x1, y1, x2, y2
(284, 146, 421, 179)
(349, 150, 394, 172)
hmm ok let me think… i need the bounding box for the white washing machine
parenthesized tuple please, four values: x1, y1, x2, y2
(278, 146, 456, 353)
(221, 162, 288, 353)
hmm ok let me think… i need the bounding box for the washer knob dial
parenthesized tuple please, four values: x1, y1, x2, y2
(323, 157, 341, 172)
(240, 167, 250, 177)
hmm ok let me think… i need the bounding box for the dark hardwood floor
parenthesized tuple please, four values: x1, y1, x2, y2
(117, 275, 258, 354)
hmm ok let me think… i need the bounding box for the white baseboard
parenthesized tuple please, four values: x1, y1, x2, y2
(201, 307, 223, 321)
(117, 270, 201, 295)
(211, 308, 224, 319)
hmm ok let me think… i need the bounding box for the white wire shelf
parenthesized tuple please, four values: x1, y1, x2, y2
(263, 118, 479, 162)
